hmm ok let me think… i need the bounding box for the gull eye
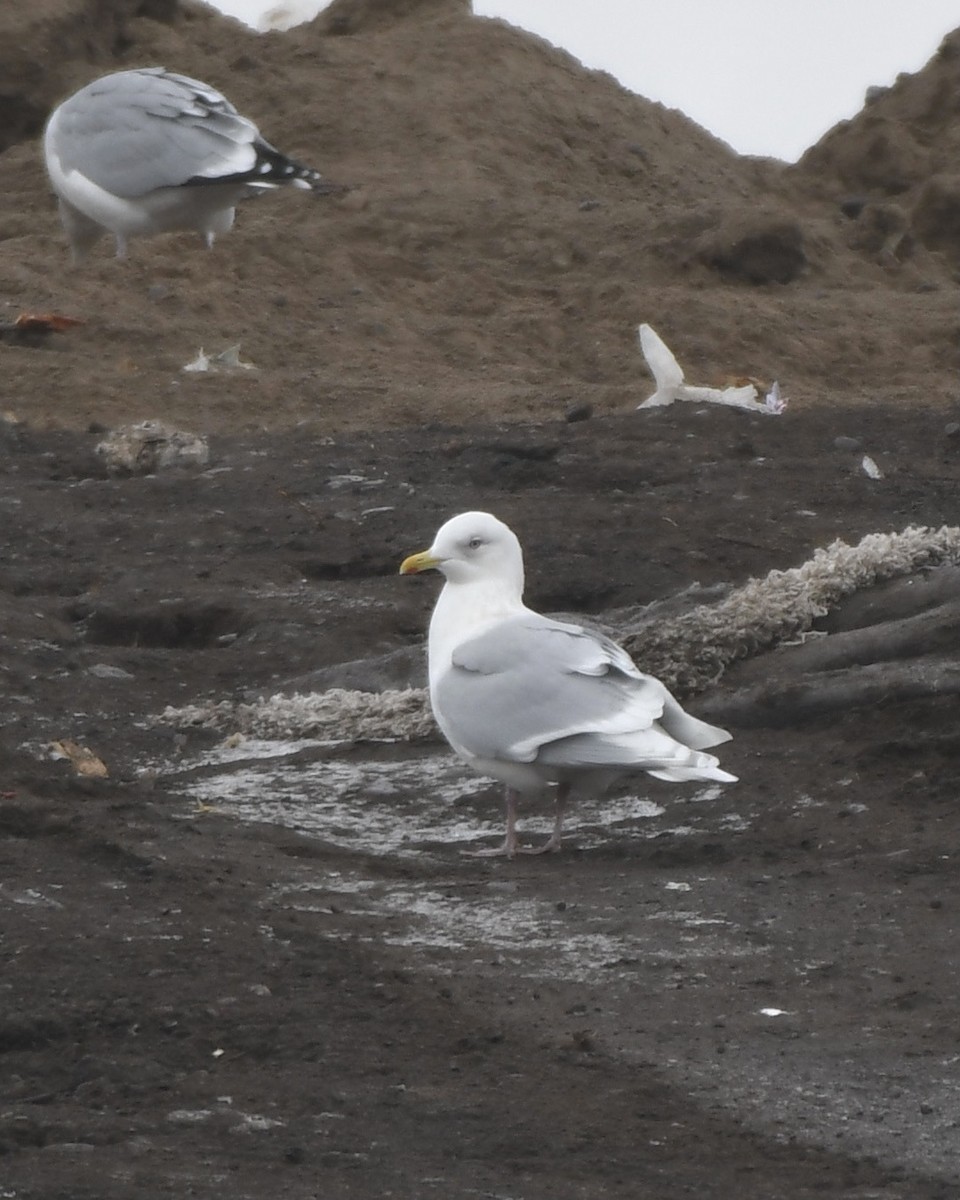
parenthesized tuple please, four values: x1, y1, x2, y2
(467, 536, 484, 551)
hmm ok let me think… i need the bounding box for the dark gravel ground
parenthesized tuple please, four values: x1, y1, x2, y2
(2, 401, 960, 1198)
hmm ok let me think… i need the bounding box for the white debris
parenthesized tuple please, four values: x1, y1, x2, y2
(96, 420, 209, 474)
(764, 380, 788, 414)
(861, 455, 883, 480)
(636, 324, 784, 415)
(183, 344, 256, 373)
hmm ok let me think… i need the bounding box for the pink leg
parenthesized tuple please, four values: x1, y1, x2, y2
(518, 781, 568, 855)
(463, 784, 569, 858)
(462, 787, 522, 858)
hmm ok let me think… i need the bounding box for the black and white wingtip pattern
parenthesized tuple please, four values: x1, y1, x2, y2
(185, 138, 331, 193)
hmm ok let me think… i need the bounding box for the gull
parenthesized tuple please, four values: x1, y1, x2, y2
(400, 512, 736, 857)
(43, 67, 341, 261)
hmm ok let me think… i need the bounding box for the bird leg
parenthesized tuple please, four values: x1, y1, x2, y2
(463, 784, 568, 858)
(59, 200, 105, 264)
(462, 787, 522, 858)
(522, 781, 568, 855)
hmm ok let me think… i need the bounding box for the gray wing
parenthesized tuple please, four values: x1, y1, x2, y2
(48, 68, 261, 198)
(433, 614, 674, 763)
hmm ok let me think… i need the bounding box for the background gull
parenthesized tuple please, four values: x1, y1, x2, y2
(43, 67, 341, 261)
(400, 511, 737, 858)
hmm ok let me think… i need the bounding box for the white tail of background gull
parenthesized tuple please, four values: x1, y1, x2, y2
(400, 511, 736, 858)
(43, 67, 341, 261)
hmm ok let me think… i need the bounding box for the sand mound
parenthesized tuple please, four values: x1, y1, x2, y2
(794, 29, 960, 264)
(1, 2, 959, 432)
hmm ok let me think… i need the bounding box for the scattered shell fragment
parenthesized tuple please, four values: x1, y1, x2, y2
(861, 455, 883, 480)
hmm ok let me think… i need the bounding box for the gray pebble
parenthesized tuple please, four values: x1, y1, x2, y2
(87, 663, 134, 680)
(565, 401, 593, 423)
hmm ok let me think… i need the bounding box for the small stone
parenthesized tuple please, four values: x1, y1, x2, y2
(839, 196, 867, 220)
(146, 283, 169, 302)
(87, 663, 135, 680)
(944, 422, 960, 438)
(565, 401, 593, 423)
(919, 1102, 935, 1116)
(833, 436, 862, 451)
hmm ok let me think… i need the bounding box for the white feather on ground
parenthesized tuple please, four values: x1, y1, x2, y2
(43, 67, 338, 260)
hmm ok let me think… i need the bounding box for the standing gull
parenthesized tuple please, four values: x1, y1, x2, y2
(400, 512, 737, 858)
(43, 67, 341, 261)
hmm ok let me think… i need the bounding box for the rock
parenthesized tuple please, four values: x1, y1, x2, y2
(564, 401, 593, 423)
(696, 213, 806, 284)
(95, 421, 210, 475)
(839, 196, 867, 220)
(833, 436, 862, 451)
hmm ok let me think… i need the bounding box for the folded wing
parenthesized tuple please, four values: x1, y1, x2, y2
(49, 68, 274, 199)
(434, 613, 735, 781)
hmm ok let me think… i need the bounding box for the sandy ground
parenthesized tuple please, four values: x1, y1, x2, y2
(2, 1, 960, 1197)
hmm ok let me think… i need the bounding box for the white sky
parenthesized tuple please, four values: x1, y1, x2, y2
(208, 0, 960, 162)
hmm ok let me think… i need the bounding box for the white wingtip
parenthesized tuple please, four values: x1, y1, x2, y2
(638, 323, 684, 402)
